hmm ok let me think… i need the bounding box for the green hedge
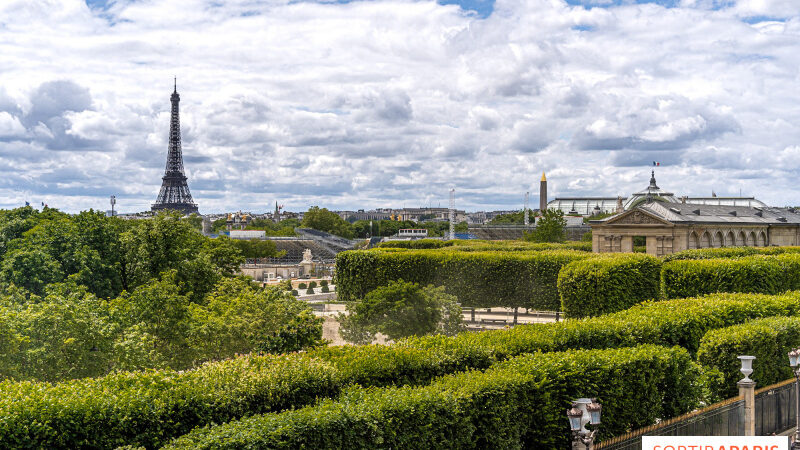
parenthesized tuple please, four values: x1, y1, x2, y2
(452, 291, 800, 357)
(165, 345, 698, 450)
(4, 292, 797, 448)
(662, 254, 800, 299)
(376, 240, 593, 252)
(377, 239, 452, 249)
(448, 240, 593, 252)
(335, 249, 591, 309)
(558, 254, 662, 319)
(697, 316, 800, 399)
(0, 354, 339, 449)
(309, 334, 495, 387)
(663, 246, 800, 262)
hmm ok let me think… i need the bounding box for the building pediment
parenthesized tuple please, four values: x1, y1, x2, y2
(601, 209, 673, 226)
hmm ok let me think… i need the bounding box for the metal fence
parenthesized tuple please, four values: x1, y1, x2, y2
(596, 378, 797, 450)
(597, 398, 744, 450)
(755, 378, 795, 436)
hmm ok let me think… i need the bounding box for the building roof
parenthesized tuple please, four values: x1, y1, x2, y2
(594, 200, 800, 226)
(622, 171, 677, 210)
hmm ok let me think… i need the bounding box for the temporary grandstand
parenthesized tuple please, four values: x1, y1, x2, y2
(245, 229, 356, 265)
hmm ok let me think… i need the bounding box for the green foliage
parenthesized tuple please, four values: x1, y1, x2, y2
(449, 291, 800, 358)
(3, 290, 795, 448)
(663, 247, 761, 261)
(186, 278, 316, 363)
(110, 271, 195, 370)
(165, 346, 698, 450)
(0, 274, 323, 381)
(309, 281, 317, 288)
(697, 316, 800, 400)
(378, 239, 451, 249)
(558, 254, 662, 318)
(306, 287, 315, 294)
(661, 254, 800, 299)
(0, 354, 339, 449)
(525, 209, 566, 243)
(258, 309, 326, 354)
(320, 279, 328, 287)
(450, 240, 593, 252)
(183, 213, 203, 232)
(0, 283, 116, 381)
(229, 238, 285, 259)
(581, 231, 592, 242)
(302, 206, 355, 239)
(291, 289, 298, 296)
(245, 218, 299, 236)
(0, 248, 64, 296)
(335, 249, 590, 309)
(298, 282, 307, 289)
(661, 246, 800, 262)
(488, 210, 526, 224)
(338, 281, 464, 344)
(321, 285, 330, 293)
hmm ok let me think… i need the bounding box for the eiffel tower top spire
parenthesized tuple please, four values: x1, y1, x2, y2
(152, 80, 198, 215)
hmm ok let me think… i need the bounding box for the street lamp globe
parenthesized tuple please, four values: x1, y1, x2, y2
(567, 404, 583, 432)
(790, 350, 799, 368)
(587, 399, 602, 425)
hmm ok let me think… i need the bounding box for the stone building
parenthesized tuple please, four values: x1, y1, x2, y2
(590, 200, 800, 256)
(549, 171, 767, 217)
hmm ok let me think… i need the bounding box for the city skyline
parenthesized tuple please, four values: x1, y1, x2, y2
(1, 0, 800, 213)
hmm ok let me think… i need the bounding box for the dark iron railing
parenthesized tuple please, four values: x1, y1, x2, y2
(755, 378, 795, 436)
(597, 378, 798, 450)
(596, 397, 743, 450)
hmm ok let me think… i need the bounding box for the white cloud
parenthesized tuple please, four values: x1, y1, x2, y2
(0, 0, 799, 212)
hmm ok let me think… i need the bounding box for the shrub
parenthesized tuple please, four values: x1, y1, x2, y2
(335, 249, 591, 310)
(291, 289, 298, 296)
(558, 254, 662, 318)
(447, 240, 592, 252)
(377, 239, 451, 249)
(662, 246, 800, 262)
(697, 316, 800, 400)
(663, 247, 760, 262)
(661, 254, 800, 299)
(298, 282, 307, 289)
(338, 281, 464, 344)
(0, 354, 339, 449)
(309, 281, 317, 289)
(321, 285, 330, 293)
(306, 287, 315, 295)
(3, 292, 796, 449)
(165, 345, 699, 450)
(451, 291, 800, 357)
(258, 310, 326, 353)
(320, 280, 328, 287)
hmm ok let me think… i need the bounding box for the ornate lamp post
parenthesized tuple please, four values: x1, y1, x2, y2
(789, 349, 800, 449)
(567, 398, 602, 449)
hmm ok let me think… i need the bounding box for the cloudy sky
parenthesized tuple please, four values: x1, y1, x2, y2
(1, 0, 799, 213)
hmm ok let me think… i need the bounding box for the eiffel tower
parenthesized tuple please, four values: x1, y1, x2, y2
(151, 80, 199, 215)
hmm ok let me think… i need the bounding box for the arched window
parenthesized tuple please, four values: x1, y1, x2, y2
(713, 231, 724, 248)
(747, 232, 756, 247)
(737, 231, 747, 247)
(757, 231, 767, 247)
(726, 231, 736, 247)
(689, 232, 699, 250)
(700, 232, 712, 248)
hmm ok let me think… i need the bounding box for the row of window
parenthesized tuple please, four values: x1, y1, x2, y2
(688, 230, 767, 249)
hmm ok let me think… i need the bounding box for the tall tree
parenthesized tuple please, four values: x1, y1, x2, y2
(302, 206, 355, 239)
(526, 209, 567, 243)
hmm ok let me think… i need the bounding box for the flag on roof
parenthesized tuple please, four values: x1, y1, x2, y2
(652, 161, 660, 166)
